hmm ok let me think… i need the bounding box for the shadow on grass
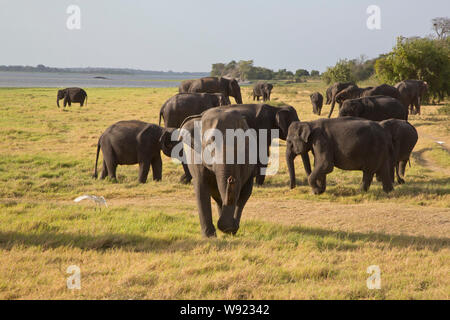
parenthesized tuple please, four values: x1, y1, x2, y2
(285, 225, 449, 251)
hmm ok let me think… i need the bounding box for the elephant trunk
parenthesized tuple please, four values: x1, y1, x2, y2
(217, 174, 239, 234)
(286, 149, 297, 189)
(57, 97, 60, 108)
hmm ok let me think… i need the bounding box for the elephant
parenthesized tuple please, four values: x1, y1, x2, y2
(380, 119, 418, 184)
(338, 96, 408, 121)
(178, 79, 195, 93)
(57, 87, 87, 108)
(187, 77, 243, 104)
(286, 117, 394, 194)
(310, 92, 323, 115)
(159, 93, 231, 128)
(326, 82, 355, 118)
(179, 108, 257, 237)
(93, 120, 174, 183)
(334, 85, 373, 108)
(252, 81, 273, 101)
(395, 80, 428, 115)
(362, 84, 403, 103)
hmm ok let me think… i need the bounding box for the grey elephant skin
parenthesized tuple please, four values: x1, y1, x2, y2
(180, 108, 256, 237)
(325, 82, 355, 117)
(310, 92, 324, 115)
(339, 96, 408, 121)
(57, 87, 87, 108)
(93, 120, 173, 183)
(216, 103, 302, 185)
(159, 93, 230, 128)
(395, 80, 428, 115)
(178, 79, 195, 93)
(181, 77, 243, 104)
(380, 119, 418, 184)
(252, 82, 273, 101)
(286, 118, 394, 194)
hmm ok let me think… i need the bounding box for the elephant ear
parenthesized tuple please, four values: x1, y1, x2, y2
(298, 123, 312, 143)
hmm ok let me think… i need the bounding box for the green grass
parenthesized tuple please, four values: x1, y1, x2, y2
(0, 84, 449, 299)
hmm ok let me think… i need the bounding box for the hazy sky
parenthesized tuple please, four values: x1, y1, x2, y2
(0, 0, 448, 72)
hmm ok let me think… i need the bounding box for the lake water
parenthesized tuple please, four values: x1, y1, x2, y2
(0, 71, 205, 88)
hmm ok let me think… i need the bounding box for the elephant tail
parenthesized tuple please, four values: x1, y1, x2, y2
(93, 138, 101, 179)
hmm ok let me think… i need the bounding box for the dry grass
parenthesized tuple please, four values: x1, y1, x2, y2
(0, 82, 449, 299)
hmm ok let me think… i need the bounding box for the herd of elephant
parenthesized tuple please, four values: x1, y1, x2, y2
(56, 76, 423, 237)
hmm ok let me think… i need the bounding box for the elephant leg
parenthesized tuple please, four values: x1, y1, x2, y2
(255, 164, 266, 185)
(193, 176, 216, 238)
(63, 97, 68, 107)
(233, 177, 254, 234)
(361, 170, 374, 192)
(397, 160, 407, 184)
(138, 161, 150, 183)
(151, 155, 162, 181)
(180, 162, 192, 184)
(308, 161, 333, 195)
(105, 159, 117, 181)
(100, 160, 108, 179)
(376, 160, 394, 193)
(327, 99, 336, 118)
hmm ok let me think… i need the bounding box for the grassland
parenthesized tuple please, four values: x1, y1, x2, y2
(0, 82, 449, 299)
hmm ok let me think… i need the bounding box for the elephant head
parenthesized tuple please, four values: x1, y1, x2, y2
(286, 121, 313, 188)
(275, 105, 299, 140)
(224, 78, 243, 104)
(159, 127, 183, 159)
(56, 89, 66, 107)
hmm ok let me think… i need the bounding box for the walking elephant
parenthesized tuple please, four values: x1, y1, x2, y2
(395, 80, 428, 115)
(339, 96, 408, 121)
(159, 93, 230, 128)
(253, 82, 273, 101)
(93, 120, 175, 183)
(187, 77, 243, 104)
(286, 117, 394, 194)
(326, 82, 355, 118)
(179, 108, 257, 237)
(380, 119, 418, 184)
(310, 92, 323, 115)
(57, 87, 87, 108)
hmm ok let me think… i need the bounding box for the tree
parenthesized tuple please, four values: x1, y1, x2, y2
(310, 70, 320, 77)
(321, 59, 356, 84)
(375, 36, 450, 101)
(295, 69, 309, 77)
(432, 17, 450, 39)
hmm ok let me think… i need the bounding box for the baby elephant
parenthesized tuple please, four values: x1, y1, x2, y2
(93, 120, 173, 183)
(310, 92, 323, 115)
(380, 119, 418, 184)
(57, 87, 87, 108)
(286, 117, 394, 194)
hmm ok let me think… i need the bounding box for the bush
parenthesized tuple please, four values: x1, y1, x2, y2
(437, 103, 450, 115)
(375, 37, 450, 102)
(322, 59, 356, 85)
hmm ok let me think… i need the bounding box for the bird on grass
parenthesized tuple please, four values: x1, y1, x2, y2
(73, 195, 108, 208)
